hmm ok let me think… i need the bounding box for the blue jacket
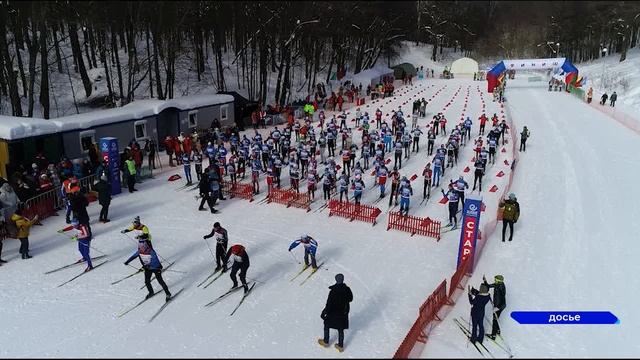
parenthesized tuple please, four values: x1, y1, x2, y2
(125, 241, 162, 270)
(289, 237, 318, 255)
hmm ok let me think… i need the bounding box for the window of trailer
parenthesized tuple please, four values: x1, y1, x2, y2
(134, 120, 148, 140)
(79, 130, 96, 153)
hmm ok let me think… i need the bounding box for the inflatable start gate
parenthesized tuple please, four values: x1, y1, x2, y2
(486, 57, 579, 92)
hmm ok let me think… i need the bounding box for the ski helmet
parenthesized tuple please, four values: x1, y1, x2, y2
(494, 275, 504, 283)
(133, 216, 141, 225)
(214, 222, 221, 229)
(508, 193, 516, 200)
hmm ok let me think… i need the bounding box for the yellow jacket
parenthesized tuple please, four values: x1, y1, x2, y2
(11, 214, 33, 238)
(126, 224, 152, 241)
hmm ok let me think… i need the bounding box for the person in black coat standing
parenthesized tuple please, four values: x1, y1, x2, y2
(318, 273, 353, 352)
(198, 169, 217, 213)
(468, 283, 491, 344)
(483, 275, 506, 339)
(94, 175, 112, 223)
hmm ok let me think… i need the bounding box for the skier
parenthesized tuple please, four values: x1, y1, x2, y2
(393, 137, 403, 169)
(432, 157, 443, 187)
(388, 167, 400, 207)
(468, 283, 491, 344)
(483, 274, 507, 340)
(124, 238, 172, 301)
(478, 114, 487, 135)
(519, 126, 530, 152)
(472, 158, 485, 192)
(182, 151, 192, 185)
(352, 175, 365, 205)
(251, 156, 262, 195)
(398, 177, 413, 216)
(441, 183, 460, 229)
(464, 117, 473, 141)
(454, 176, 469, 205)
(422, 163, 432, 200)
(375, 108, 382, 129)
(436, 144, 447, 176)
(194, 149, 203, 181)
(411, 126, 423, 153)
(203, 222, 228, 271)
(487, 137, 497, 164)
(59, 218, 93, 271)
(377, 165, 388, 198)
(402, 131, 412, 159)
(499, 193, 520, 242)
(120, 216, 152, 241)
(288, 234, 318, 269)
(427, 130, 436, 155)
(224, 244, 250, 293)
(318, 273, 353, 353)
(586, 87, 593, 104)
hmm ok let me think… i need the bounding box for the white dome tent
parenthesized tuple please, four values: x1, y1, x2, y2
(450, 57, 479, 77)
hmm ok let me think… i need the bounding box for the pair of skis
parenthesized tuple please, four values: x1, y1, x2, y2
(44, 255, 107, 275)
(57, 260, 109, 288)
(203, 282, 257, 316)
(290, 262, 325, 285)
(117, 287, 185, 322)
(198, 267, 227, 289)
(453, 317, 513, 358)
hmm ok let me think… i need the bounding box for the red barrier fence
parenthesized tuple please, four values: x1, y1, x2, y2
(393, 280, 449, 358)
(221, 181, 254, 202)
(448, 257, 471, 299)
(327, 199, 381, 225)
(22, 189, 58, 222)
(386, 212, 441, 240)
(289, 192, 311, 212)
(266, 187, 310, 212)
(267, 187, 296, 206)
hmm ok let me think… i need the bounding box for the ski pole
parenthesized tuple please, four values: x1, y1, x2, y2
(289, 250, 301, 264)
(122, 232, 171, 264)
(202, 236, 217, 263)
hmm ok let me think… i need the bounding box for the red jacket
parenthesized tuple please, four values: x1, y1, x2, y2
(173, 137, 182, 153)
(164, 138, 174, 153)
(183, 137, 193, 154)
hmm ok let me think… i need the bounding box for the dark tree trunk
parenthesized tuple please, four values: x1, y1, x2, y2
(111, 27, 124, 101)
(52, 23, 63, 73)
(39, 21, 49, 119)
(1, 26, 23, 116)
(82, 26, 93, 69)
(98, 29, 114, 103)
(69, 22, 92, 98)
(146, 26, 153, 98)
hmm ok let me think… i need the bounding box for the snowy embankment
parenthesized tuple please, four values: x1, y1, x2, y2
(421, 78, 640, 358)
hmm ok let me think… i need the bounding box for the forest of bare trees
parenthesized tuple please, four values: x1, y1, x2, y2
(0, 1, 639, 118)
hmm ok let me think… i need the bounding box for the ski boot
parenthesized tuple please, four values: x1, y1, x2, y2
(84, 265, 94, 272)
(145, 292, 155, 300)
(165, 292, 172, 302)
(317, 339, 329, 348)
(334, 344, 344, 352)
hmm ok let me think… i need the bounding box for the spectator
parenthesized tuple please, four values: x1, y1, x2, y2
(146, 139, 157, 170)
(124, 156, 137, 193)
(318, 273, 353, 353)
(88, 144, 99, 169)
(212, 117, 221, 130)
(0, 182, 19, 223)
(11, 206, 36, 259)
(94, 175, 111, 223)
(609, 91, 617, 107)
(164, 136, 175, 167)
(499, 193, 520, 242)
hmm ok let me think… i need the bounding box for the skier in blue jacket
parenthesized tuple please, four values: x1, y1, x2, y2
(442, 183, 460, 229)
(289, 234, 318, 269)
(124, 239, 172, 301)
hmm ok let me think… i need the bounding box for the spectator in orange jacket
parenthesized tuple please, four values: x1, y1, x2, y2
(164, 136, 175, 167)
(337, 95, 344, 112)
(173, 136, 183, 165)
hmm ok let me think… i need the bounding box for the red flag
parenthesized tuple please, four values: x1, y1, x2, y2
(385, 158, 391, 164)
(409, 174, 418, 181)
(489, 185, 498, 192)
(504, 159, 510, 166)
(501, 147, 506, 153)
(463, 166, 470, 173)
(496, 170, 505, 177)
(439, 196, 449, 204)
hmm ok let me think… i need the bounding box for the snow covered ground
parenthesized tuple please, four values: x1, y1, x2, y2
(4, 72, 636, 358)
(0, 76, 508, 358)
(421, 77, 640, 358)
